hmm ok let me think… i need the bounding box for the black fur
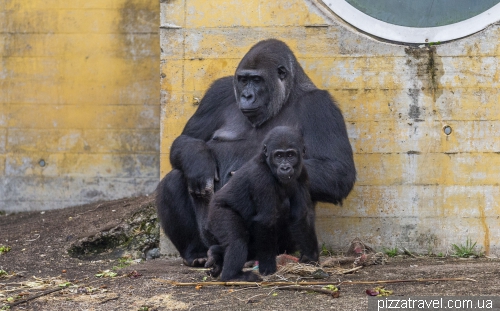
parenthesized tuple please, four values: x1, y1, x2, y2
(202, 127, 318, 281)
(156, 39, 356, 266)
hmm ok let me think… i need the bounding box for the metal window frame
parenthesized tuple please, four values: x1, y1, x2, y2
(320, 0, 500, 43)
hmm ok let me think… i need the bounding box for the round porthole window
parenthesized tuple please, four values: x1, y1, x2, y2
(320, 0, 500, 43)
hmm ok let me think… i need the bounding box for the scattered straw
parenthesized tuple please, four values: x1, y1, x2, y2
(276, 262, 362, 277)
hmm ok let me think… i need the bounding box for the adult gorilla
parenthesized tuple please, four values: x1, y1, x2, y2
(157, 39, 356, 266)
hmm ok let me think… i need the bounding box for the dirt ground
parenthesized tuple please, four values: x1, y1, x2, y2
(1, 196, 500, 311)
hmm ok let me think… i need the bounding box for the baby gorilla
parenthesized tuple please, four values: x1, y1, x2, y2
(202, 126, 319, 281)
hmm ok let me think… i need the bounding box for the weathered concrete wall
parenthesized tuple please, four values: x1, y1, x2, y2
(0, 0, 160, 211)
(159, 0, 500, 255)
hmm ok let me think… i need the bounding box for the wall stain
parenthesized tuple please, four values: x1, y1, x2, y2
(119, 0, 159, 60)
(404, 46, 444, 120)
(478, 204, 490, 255)
(416, 232, 439, 253)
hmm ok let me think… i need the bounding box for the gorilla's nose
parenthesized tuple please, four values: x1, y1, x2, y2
(242, 93, 253, 100)
(281, 166, 291, 172)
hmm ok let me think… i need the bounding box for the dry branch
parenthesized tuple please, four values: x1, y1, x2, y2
(100, 295, 120, 304)
(274, 286, 340, 298)
(7, 287, 64, 308)
(165, 277, 476, 287)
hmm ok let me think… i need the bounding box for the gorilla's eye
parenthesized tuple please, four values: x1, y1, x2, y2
(252, 76, 262, 83)
(275, 152, 284, 159)
(277, 66, 287, 80)
(238, 76, 248, 84)
(286, 151, 296, 158)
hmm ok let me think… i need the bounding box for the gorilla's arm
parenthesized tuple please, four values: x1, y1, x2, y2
(298, 90, 356, 205)
(288, 178, 319, 262)
(170, 136, 217, 198)
(169, 77, 235, 198)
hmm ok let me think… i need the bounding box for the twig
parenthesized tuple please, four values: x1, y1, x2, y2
(223, 286, 260, 295)
(339, 266, 363, 274)
(403, 247, 417, 258)
(5, 278, 113, 307)
(188, 268, 210, 271)
(25, 234, 40, 242)
(274, 274, 290, 282)
(241, 293, 265, 303)
(100, 295, 120, 304)
(73, 204, 103, 218)
(7, 287, 63, 307)
(274, 286, 339, 297)
(165, 277, 476, 287)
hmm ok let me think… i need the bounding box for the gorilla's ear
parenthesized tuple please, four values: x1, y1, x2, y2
(263, 145, 268, 157)
(277, 66, 287, 80)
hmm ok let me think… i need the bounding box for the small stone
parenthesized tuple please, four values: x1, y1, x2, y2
(146, 248, 161, 260)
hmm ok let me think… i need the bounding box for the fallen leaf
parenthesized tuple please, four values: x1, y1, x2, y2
(366, 289, 379, 296)
(127, 270, 142, 279)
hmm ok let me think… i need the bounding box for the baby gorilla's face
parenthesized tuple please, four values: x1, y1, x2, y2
(262, 126, 305, 185)
(269, 148, 300, 183)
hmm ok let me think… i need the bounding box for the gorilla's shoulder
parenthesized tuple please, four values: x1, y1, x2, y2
(199, 76, 236, 110)
(206, 76, 234, 98)
(209, 76, 233, 89)
(298, 89, 340, 109)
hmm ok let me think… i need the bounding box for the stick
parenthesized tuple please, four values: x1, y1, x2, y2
(403, 247, 417, 258)
(7, 287, 64, 307)
(339, 266, 363, 274)
(100, 295, 120, 304)
(5, 279, 110, 307)
(275, 286, 339, 297)
(164, 277, 476, 287)
(25, 234, 40, 242)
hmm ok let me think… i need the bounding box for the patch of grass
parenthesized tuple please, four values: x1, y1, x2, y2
(320, 243, 333, 256)
(383, 247, 399, 258)
(322, 284, 339, 292)
(437, 252, 445, 258)
(0, 246, 11, 255)
(95, 270, 118, 278)
(452, 237, 481, 258)
(58, 282, 73, 287)
(113, 256, 133, 270)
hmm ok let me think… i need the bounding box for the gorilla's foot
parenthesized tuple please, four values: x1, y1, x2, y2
(183, 257, 207, 267)
(299, 253, 319, 265)
(220, 271, 263, 282)
(243, 260, 257, 268)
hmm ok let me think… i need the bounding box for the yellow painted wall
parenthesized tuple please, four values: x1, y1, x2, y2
(0, 0, 160, 211)
(160, 0, 500, 254)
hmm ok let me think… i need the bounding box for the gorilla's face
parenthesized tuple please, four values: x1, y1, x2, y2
(234, 69, 272, 126)
(234, 40, 294, 127)
(262, 126, 305, 185)
(268, 147, 300, 183)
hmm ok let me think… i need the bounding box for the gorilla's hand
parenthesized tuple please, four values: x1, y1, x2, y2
(170, 135, 220, 201)
(186, 165, 219, 201)
(205, 245, 223, 277)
